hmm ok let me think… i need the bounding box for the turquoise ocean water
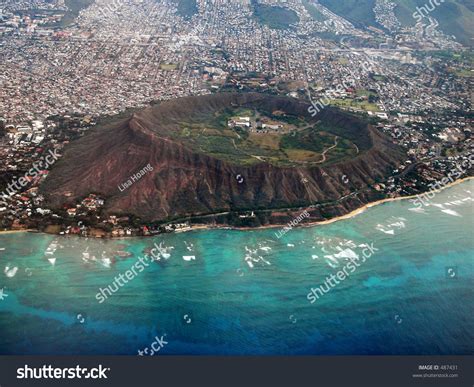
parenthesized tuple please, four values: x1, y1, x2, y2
(0, 181, 473, 355)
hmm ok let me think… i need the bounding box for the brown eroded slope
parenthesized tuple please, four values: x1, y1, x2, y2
(41, 93, 405, 223)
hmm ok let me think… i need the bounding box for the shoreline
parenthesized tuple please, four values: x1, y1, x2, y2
(304, 176, 473, 228)
(244, 175, 473, 232)
(0, 177, 472, 237)
(0, 229, 36, 235)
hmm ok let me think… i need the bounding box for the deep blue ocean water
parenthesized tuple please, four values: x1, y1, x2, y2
(0, 181, 473, 355)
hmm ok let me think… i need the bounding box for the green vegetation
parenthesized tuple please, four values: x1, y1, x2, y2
(372, 74, 388, 82)
(160, 63, 179, 71)
(329, 98, 381, 112)
(173, 0, 198, 19)
(355, 89, 378, 97)
(253, 2, 299, 30)
(168, 107, 361, 166)
(318, 0, 377, 28)
(420, 50, 474, 64)
(395, 0, 473, 45)
(279, 128, 352, 165)
(414, 50, 473, 78)
(302, 0, 327, 22)
(312, 31, 343, 42)
(59, 0, 95, 26)
(319, 0, 473, 46)
(454, 69, 473, 78)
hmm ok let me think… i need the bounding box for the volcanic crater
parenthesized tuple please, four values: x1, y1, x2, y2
(41, 93, 405, 225)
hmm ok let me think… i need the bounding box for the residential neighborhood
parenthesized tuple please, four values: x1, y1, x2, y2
(0, 0, 472, 236)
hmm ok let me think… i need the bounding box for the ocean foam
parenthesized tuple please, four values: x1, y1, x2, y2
(4, 266, 18, 278)
(441, 209, 462, 217)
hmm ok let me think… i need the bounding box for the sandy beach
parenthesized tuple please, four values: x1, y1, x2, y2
(210, 176, 474, 232)
(0, 229, 35, 235)
(0, 177, 471, 237)
(302, 176, 474, 228)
